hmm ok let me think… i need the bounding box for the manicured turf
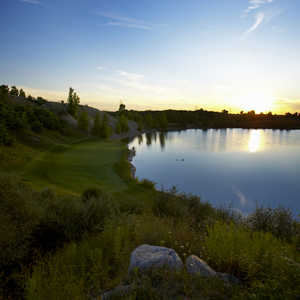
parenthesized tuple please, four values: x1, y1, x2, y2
(21, 139, 127, 195)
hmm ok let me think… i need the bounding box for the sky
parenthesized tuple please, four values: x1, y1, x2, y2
(1, 0, 300, 113)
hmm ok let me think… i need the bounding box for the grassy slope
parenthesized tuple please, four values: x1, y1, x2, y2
(0, 132, 127, 195)
(22, 140, 127, 195)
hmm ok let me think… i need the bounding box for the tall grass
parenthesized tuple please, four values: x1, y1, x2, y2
(203, 222, 300, 299)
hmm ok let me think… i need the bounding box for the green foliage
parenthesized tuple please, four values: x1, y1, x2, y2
(203, 222, 300, 297)
(67, 87, 80, 117)
(158, 112, 168, 130)
(19, 88, 26, 98)
(92, 112, 102, 136)
(36, 96, 46, 105)
(92, 113, 111, 138)
(0, 122, 15, 145)
(78, 111, 89, 132)
(119, 103, 126, 113)
(102, 113, 112, 138)
(115, 121, 121, 134)
(138, 179, 156, 190)
(145, 113, 154, 128)
(246, 206, 297, 242)
(9, 85, 19, 96)
(114, 148, 133, 182)
(0, 84, 9, 96)
(116, 115, 129, 133)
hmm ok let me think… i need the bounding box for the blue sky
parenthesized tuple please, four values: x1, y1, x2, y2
(1, 0, 299, 112)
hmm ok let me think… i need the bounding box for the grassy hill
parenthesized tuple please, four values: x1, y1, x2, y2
(1, 86, 300, 300)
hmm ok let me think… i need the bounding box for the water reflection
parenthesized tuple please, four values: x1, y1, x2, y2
(159, 132, 166, 150)
(146, 132, 152, 146)
(248, 130, 261, 153)
(129, 129, 300, 215)
(138, 135, 143, 145)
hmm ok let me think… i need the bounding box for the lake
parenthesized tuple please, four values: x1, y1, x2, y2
(128, 129, 300, 216)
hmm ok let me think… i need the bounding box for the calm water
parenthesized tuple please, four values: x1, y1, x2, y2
(129, 129, 300, 216)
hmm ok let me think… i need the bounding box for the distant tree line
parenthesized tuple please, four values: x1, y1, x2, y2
(111, 103, 300, 131)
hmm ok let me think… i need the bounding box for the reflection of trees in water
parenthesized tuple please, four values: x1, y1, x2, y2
(153, 132, 157, 143)
(217, 128, 228, 152)
(146, 132, 152, 146)
(159, 132, 167, 150)
(138, 134, 143, 145)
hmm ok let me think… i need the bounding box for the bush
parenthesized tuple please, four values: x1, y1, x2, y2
(139, 179, 156, 190)
(26, 224, 132, 300)
(0, 123, 15, 146)
(246, 206, 296, 242)
(81, 187, 106, 202)
(203, 222, 300, 298)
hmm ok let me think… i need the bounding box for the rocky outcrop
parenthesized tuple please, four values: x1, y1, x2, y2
(185, 255, 217, 277)
(100, 245, 240, 299)
(128, 244, 183, 274)
(185, 254, 240, 284)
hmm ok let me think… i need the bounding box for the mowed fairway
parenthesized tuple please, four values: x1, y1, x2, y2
(22, 140, 127, 195)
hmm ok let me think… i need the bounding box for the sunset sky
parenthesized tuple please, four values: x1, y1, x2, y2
(1, 0, 300, 113)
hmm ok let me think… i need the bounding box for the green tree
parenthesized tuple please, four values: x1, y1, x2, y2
(92, 113, 102, 136)
(118, 115, 129, 132)
(115, 122, 121, 134)
(118, 103, 126, 114)
(145, 113, 154, 128)
(19, 89, 26, 98)
(10, 86, 19, 97)
(101, 114, 111, 138)
(67, 87, 80, 117)
(158, 112, 168, 130)
(0, 85, 9, 96)
(78, 111, 89, 131)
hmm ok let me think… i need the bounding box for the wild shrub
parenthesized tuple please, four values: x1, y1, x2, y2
(203, 222, 300, 298)
(153, 188, 189, 219)
(246, 206, 296, 242)
(26, 222, 133, 300)
(81, 187, 107, 202)
(138, 179, 156, 190)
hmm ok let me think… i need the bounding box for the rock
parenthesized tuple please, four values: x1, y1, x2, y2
(217, 272, 240, 285)
(128, 244, 183, 273)
(101, 284, 133, 300)
(185, 255, 217, 277)
(186, 255, 240, 285)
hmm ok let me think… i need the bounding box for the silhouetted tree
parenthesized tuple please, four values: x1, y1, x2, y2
(67, 87, 80, 117)
(0, 85, 9, 96)
(10, 86, 18, 97)
(19, 89, 26, 98)
(119, 103, 126, 113)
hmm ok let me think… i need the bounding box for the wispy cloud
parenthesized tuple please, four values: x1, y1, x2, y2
(97, 66, 104, 71)
(95, 12, 166, 30)
(243, 12, 265, 37)
(242, 0, 282, 39)
(232, 186, 248, 206)
(244, 0, 274, 15)
(20, 0, 41, 4)
(116, 70, 144, 81)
